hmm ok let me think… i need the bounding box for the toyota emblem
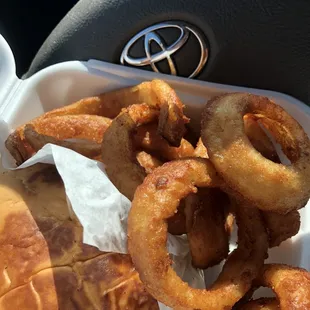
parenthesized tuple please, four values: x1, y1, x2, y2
(120, 21, 208, 78)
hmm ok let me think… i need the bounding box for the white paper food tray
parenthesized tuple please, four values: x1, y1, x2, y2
(0, 33, 309, 296)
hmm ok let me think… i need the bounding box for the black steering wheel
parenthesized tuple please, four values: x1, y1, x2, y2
(5, 0, 310, 105)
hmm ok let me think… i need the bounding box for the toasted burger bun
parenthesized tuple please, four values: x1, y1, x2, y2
(0, 164, 158, 309)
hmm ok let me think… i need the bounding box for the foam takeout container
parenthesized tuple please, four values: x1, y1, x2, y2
(0, 33, 309, 299)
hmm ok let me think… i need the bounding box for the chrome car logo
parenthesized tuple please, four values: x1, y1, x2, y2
(120, 21, 208, 78)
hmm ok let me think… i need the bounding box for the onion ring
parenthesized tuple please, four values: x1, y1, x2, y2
(195, 114, 280, 161)
(189, 137, 234, 254)
(168, 169, 233, 241)
(128, 158, 268, 309)
(188, 116, 277, 264)
(101, 104, 159, 200)
(41, 80, 189, 146)
(250, 264, 310, 310)
(6, 115, 111, 165)
(201, 93, 310, 213)
(9, 113, 191, 169)
(134, 159, 188, 237)
(242, 116, 301, 247)
(24, 115, 111, 143)
(131, 131, 228, 240)
(134, 130, 192, 236)
(6, 80, 189, 166)
(238, 298, 279, 310)
(23, 125, 102, 158)
(184, 188, 230, 269)
(137, 139, 234, 264)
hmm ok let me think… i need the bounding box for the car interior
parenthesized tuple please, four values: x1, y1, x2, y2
(1, 0, 310, 105)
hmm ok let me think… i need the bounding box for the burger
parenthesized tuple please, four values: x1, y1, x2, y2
(0, 164, 158, 309)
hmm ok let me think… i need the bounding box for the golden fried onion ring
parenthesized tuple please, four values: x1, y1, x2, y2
(195, 114, 280, 161)
(244, 264, 310, 310)
(6, 79, 189, 165)
(128, 158, 268, 309)
(41, 79, 189, 146)
(23, 125, 102, 158)
(6, 115, 111, 165)
(101, 102, 192, 200)
(24, 115, 111, 143)
(201, 93, 310, 213)
(101, 104, 159, 200)
(243, 116, 301, 247)
(239, 298, 279, 310)
(184, 188, 231, 269)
